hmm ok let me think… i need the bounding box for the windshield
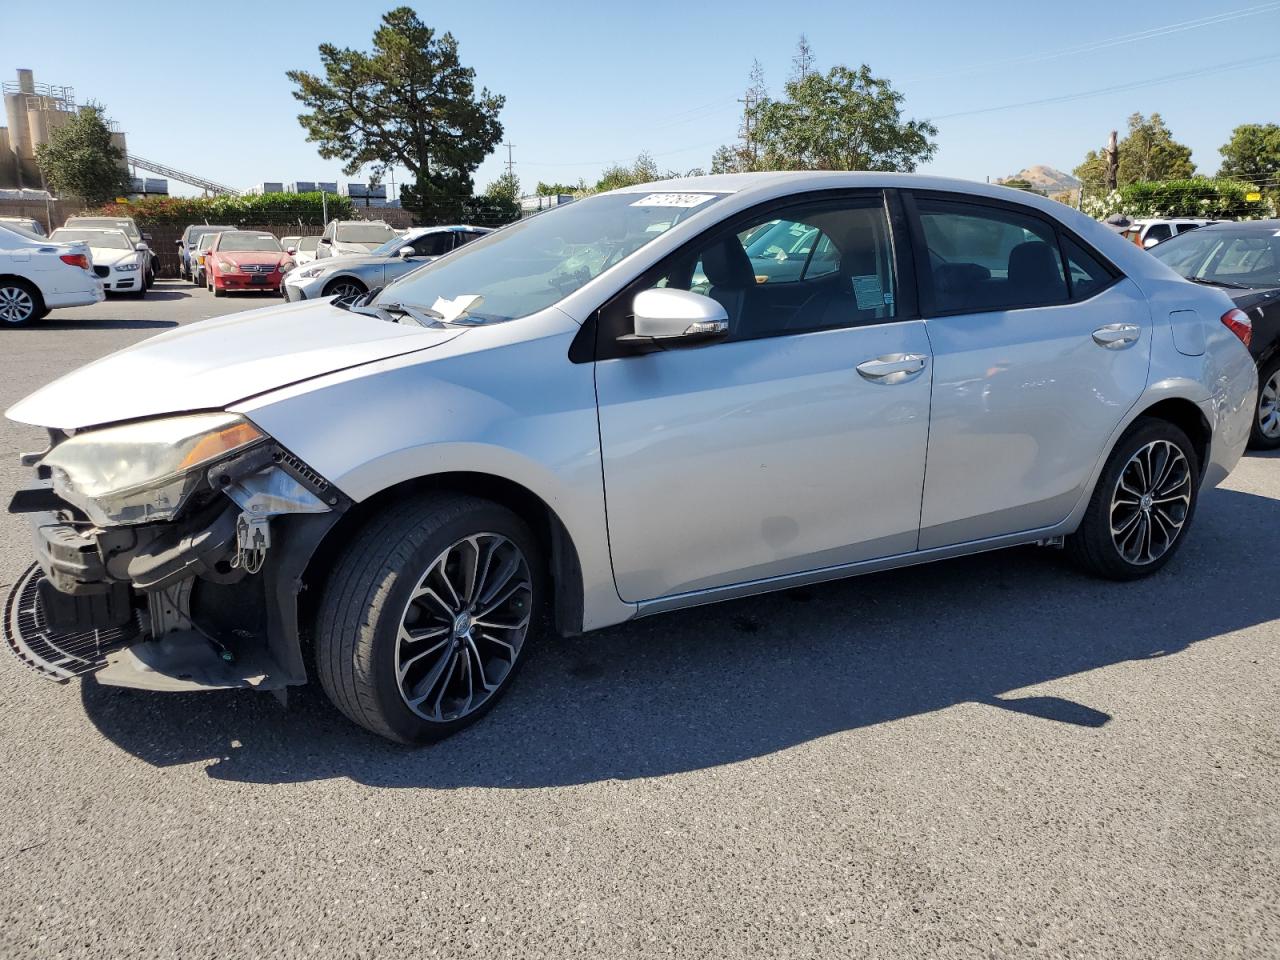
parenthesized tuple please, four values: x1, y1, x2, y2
(197, 233, 220, 251)
(1152, 229, 1280, 288)
(371, 232, 423, 257)
(378, 191, 725, 322)
(335, 222, 397, 243)
(219, 233, 282, 252)
(69, 218, 140, 241)
(50, 229, 131, 250)
(298, 236, 319, 251)
(188, 225, 233, 244)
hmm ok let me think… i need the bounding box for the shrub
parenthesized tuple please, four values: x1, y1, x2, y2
(1084, 178, 1271, 220)
(90, 192, 356, 225)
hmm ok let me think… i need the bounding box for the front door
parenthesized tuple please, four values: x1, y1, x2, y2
(594, 193, 934, 603)
(908, 193, 1152, 549)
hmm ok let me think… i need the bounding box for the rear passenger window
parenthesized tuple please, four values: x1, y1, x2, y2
(1060, 236, 1114, 300)
(1144, 224, 1172, 244)
(917, 199, 1067, 314)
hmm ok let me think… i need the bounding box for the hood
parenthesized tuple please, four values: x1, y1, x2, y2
(217, 251, 289, 267)
(90, 246, 137, 266)
(6, 298, 464, 430)
(311, 252, 396, 272)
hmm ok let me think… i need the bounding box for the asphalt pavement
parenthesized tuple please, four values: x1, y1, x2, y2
(0, 282, 1276, 959)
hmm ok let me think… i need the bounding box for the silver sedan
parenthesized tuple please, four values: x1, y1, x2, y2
(283, 225, 491, 302)
(4, 172, 1258, 744)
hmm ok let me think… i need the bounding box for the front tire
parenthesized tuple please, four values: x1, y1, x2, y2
(213, 283, 225, 298)
(1065, 417, 1199, 580)
(1249, 356, 1280, 450)
(316, 494, 542, 744)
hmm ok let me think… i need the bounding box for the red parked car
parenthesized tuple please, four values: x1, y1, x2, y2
(206, 231, 295, 297)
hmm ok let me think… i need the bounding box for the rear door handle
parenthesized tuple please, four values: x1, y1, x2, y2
(1092, 323, 1140, 349)
(855, 353, 928, 384)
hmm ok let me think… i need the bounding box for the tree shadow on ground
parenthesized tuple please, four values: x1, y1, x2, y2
(80, 484, 1280, 789)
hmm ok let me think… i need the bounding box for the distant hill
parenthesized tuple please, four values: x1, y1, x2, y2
(997, 165, 1081, 195)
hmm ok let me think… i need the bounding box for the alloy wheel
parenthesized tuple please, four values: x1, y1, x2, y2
(1110, 439, 1192, 565)
(394, 533, 533, 723)
(327, 282, 364, 302)
(1259, 369, 1280, 440)
(0, 285, 35, 324)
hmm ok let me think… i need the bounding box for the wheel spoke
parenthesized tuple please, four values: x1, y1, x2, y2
(396, 634, 451, 682)
(476, 578, 530, 619)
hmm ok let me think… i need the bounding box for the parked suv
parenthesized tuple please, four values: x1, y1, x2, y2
(4, 173, 1257, 743)
(177, 224, 235, 282)
(1123, 218, 1215, 248)
(316, 219, 399, 258)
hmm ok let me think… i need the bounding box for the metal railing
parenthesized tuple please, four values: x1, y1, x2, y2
(126, 155, 240, 196)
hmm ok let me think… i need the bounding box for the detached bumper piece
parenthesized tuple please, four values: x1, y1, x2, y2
(4, 563, 141, 682)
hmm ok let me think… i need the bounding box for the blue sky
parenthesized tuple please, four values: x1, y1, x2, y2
(6, 1, 1277, 197)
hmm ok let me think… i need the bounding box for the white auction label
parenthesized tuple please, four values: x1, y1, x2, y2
(629, 193, 716, 208)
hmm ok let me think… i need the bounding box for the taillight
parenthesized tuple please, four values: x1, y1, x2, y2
(1221, 308, 1252, 348)
(59, 253, 90, 271)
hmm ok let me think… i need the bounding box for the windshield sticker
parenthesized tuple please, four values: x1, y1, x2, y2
(851, 275, 884, 310)
(629, 193, 716, 208)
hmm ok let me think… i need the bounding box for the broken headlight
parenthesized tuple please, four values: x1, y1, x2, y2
(42, 413, 265, 526)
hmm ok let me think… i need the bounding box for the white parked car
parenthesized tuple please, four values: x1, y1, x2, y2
(1123, 218, 1216, 248)
(0, 215, 46, 237)
(49, 227, 149, 297)
(315, 219, 399, 258)
(0, 222, 103, 325)
(2, 173, 1258, 744)
(63, 215, 157, 283)
(280, 235, 320, 269)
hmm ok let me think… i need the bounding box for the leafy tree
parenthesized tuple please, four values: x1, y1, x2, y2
(594, 152, 661, 192)
(477, 171, 521, 220)
(1074, 113, 1194, 192)
(536, 180, 585, 196)
(287, 7, 505, 222)
(1218, 123, 1280, 186)
(999, 178, 1036, 192)
(34, 105, 131, 204)
(751, 64, 937, 172)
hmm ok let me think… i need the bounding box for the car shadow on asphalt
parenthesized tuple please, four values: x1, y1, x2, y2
(79, 484, 1280, 789)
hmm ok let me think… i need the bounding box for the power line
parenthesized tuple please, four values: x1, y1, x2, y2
(930, 52, 1280, 121)
(905, 1, 1280, 83)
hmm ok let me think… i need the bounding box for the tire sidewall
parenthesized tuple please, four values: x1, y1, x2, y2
(363, 502, 543, 744)
(1249, 355, 1280, 450)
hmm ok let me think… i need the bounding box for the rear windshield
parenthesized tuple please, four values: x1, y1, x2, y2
(335, 222, 397, 243)
(218, 233, 282, 252)
(50, 229, 131, 250)
(1152, 229, 1280, 288)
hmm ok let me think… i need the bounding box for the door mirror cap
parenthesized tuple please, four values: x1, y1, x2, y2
(286, 246, 297, 256)
(625, 288, 730, 341)
(397, 245, 416, 259)
(1143, 236, 1161, 249)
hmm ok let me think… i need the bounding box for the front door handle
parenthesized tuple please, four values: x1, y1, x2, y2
(1092, 323, 1140, 349)
(855, 353, 928, 384)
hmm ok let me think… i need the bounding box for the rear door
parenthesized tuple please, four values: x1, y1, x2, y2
(907, 192, 1151, 549)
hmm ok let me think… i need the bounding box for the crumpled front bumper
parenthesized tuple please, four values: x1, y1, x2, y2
(4, 449, 346, 694)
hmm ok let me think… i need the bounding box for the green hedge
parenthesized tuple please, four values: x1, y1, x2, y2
(90, 192, 357, 226)
(1117, 178, 1269, 219)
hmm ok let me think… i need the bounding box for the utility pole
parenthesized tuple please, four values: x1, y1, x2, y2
(737, 95, 758, 163)
(1105, 129, 1119, 193)
(504, 142, 516, 181)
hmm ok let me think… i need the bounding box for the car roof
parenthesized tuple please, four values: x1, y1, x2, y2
(52, 227, 129, 236)
(1197, 218, 1280, 232)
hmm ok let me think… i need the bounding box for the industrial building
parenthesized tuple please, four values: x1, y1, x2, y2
(1, 68, 166, 196)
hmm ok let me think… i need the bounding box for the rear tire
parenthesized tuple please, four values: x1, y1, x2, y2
(316, 494, 542, 744)
(0, 278, 44, 326)
(1065, 417, 1199, 580)
(1249, 355, 1280, 450)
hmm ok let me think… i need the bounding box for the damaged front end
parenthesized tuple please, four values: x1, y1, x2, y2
(4, 415, 346, 695)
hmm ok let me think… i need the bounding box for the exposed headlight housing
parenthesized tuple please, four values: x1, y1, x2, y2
(42, 413, 265, 526)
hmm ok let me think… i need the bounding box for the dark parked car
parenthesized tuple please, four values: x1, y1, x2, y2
(1151, 220, 1280, 448)
(177, 224, 235, 282)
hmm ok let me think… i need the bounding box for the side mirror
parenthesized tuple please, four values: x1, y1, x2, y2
(175, 239, 184, 246)
(1143, 236, 1161, 249)
(398, 246, 416, 259)
(286, 246, 297, 256)
(624, 288, 730, 342)
(136, 242, 148, 251)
